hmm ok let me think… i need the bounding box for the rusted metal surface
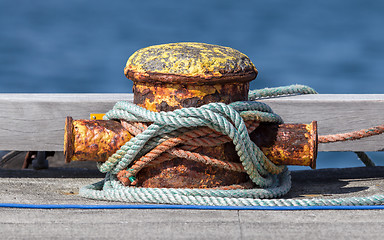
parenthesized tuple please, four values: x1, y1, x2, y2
(64, 117, 132, 163)
(133, 81, 249, 112)
(251, 122, 317, 169)
(135, 158, 249, 188)
(64, 117, 317, 168)
(22, 151, 54, 169)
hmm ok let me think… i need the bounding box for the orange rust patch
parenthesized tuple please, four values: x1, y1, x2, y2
(250, 122, 317, 168)
(133, 81, 249, 112)
(69, 120, 132, 162)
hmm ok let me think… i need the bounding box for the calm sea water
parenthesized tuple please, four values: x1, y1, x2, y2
(1, 0, 383, 169)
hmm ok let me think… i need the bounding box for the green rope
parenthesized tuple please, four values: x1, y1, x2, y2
(248, 84, 318, 100)
(79, 84, 384, 206)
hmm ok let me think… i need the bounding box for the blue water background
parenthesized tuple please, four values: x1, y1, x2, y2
(1, 0, 383, 169)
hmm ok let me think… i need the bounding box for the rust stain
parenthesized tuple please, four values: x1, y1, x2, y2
(133, 81, 249, 112)
(136, 159, 249, 188)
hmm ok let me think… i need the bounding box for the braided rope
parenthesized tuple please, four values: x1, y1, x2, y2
(248, 84, 317, 100)
(80, 173, 384, 206)
(319, 124, 384, 143)
(79, 84, 384, 206)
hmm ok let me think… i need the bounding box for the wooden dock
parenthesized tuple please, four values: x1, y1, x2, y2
(0, 94, 383, 239)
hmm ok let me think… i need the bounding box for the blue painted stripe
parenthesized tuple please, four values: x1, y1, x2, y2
(1, 203, 384, 210)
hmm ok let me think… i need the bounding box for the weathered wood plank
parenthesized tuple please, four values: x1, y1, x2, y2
(0, 94, 131, 151)
(0, 94, 383, 152)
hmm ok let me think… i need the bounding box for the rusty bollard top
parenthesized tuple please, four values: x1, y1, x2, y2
(125, 42, 258, 112)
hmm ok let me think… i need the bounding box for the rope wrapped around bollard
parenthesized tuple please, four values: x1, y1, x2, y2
(78, 85, 384, 206)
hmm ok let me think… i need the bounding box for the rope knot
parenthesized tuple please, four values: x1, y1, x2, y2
(81, 84, 369, 206)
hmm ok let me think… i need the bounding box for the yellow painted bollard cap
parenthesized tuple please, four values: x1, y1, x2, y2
(124, 42, 258, 84)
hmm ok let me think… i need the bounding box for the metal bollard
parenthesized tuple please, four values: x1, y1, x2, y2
(65, 117, 317, 168)
(64, 42, 318, 188)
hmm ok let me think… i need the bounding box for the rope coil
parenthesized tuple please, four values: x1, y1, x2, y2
(79, 85, 384, 206)
(99, 100, 285, 187)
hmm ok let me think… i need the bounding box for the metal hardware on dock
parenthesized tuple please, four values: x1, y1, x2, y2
(64, 117, 317, 169)
(64, 42, 318, 188)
